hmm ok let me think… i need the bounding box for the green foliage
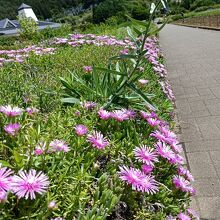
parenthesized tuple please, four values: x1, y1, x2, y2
(93, 0, 127, 23)
(18, 16, 39, 41)
(190, 0, 214, 10)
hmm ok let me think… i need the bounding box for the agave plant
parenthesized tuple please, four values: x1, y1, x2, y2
(60, 0, 169, 111)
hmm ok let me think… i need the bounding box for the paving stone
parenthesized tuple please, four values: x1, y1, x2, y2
(209, 151, 220, 177)
(197, 197, 220, 219)
(187, 152, 217, 178)
(185, 140, 220, 153)
(160, 24, 220, 217)
(197, 122, 220, 140)
(192, 178, 220, 196)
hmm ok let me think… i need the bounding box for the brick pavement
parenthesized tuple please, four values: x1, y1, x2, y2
(160, 24, 220, 219)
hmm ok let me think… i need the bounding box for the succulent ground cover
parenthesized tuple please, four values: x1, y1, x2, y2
(0, 6, 199, 220)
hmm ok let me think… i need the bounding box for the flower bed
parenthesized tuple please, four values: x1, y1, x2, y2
(0, 21, 198, 220)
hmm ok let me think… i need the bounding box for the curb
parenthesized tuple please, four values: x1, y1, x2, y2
(172, 23, 220, 31)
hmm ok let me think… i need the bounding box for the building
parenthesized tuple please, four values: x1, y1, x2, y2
(0, 3, 61, 36)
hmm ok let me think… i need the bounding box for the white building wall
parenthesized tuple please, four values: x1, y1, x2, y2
(18, 8, 38, 21)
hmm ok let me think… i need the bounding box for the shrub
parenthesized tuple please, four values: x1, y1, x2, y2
(18, 15, 39, 41)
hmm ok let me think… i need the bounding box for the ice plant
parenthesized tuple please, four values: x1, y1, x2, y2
(146, 117, 160, 127)
(48, 200, 57, 210)
(49, 140, 70, 152)
(177, 213, 191, 220)
(0, 190, 7, 203)
(0, 167, 13, 192)
(4, 123, 21, 136)
(83, 66, 93, 73)
(26, 107, 39, 116)
(177, 166, 194, 182)
(118, 166, 158, 194)
(138, 79, 149, 85)
(98, 109, 111, 120)
(111, 109, 130, 122)
(82, 101, 97, 110)
(0, 105, 23, 117)
(11, 169, 50, 200)
(142, 164, 154, 174)
(74, 124, 88, 136)
(173, 175, 195, 195)
(134, 145, 158, 166)
(87, 131, 109, 149)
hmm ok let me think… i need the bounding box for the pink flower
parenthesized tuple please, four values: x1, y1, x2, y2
(34, 142, 47, 155)
(111, 109, 129, 122)
(82, 101, 97, 110)
(48, 200, 57, 209)
(187, 209, 200, 220)
(173, 175, 195, 195)
(26, 107, 39, 116)
(147, 118, 160, 127)
(177, 166, 194, 182)
(138, 79, 149, 85)
(134, 145, 158, 166)
(0, 190, 7, 203)
(125, 109, 136, 119)
(0, 167, 13, 192)
(155, 141, 179, 164)
(4, 123, 21, 136)
(98, 109, 111, 120)
(118, 166, 158, 194)
(87, 131, 109, 149)
(140, 111, 152, 120)
(177, 213, 191, 220)
(142, 164, 154, 174)
(83, 66, 93, 73)
(75, 124, 88, 136)
(150, 130, 175, 145)
(11, 169, 50, 200)
(0, 105, 23, 117)
(49, 140, 70, 152)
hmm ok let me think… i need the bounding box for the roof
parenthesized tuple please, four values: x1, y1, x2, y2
(0, 20, 61, 36)
(18, 3, 32, 11)
(0, 18, 17, 29)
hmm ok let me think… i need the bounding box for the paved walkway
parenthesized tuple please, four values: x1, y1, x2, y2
(160, 25, 220, 219)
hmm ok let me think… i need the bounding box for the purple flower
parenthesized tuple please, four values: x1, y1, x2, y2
(118, 166, 158, 194)
(82, 101, 97, 110)
(0, 105, 23, 117)
(155, 141, 175, 160)
(147, 118, 160, 127)
(34, 142, 47, 155)
(49, 140, 70, 152)
(173, 175, 195, 195)
(98, 109, 111, 120)
(134, 145, 158, 166)
(0, 167, 13, 192)
(0, 190, 7, 203)
(48, 200, 57, 210)
(75, 124, 88, 136)
(142, 164, 154, 174)
(4, 123, 21, 136)
(177, 166, 194, 182)
(187, 209, 200, 220)
(87, 131, 109, 149)
(111, 109, 130, 122)
(11, 169, 50, 200)
(83, 66, 93, 73)
(177, 213, 191, 220)
(138, 79, 149, 85)
(26, 107, 39, 116)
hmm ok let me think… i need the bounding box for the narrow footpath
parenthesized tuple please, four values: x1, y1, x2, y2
(160, 24, 220, 219)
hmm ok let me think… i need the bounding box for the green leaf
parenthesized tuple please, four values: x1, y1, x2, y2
(127, 26, 136, 42)
(94, 67, 126, 76)
(127, 83, 157, 111)
(126, 15, 148, 27)
(0, 160, 13, 168)
(61, 97, 80, 104)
